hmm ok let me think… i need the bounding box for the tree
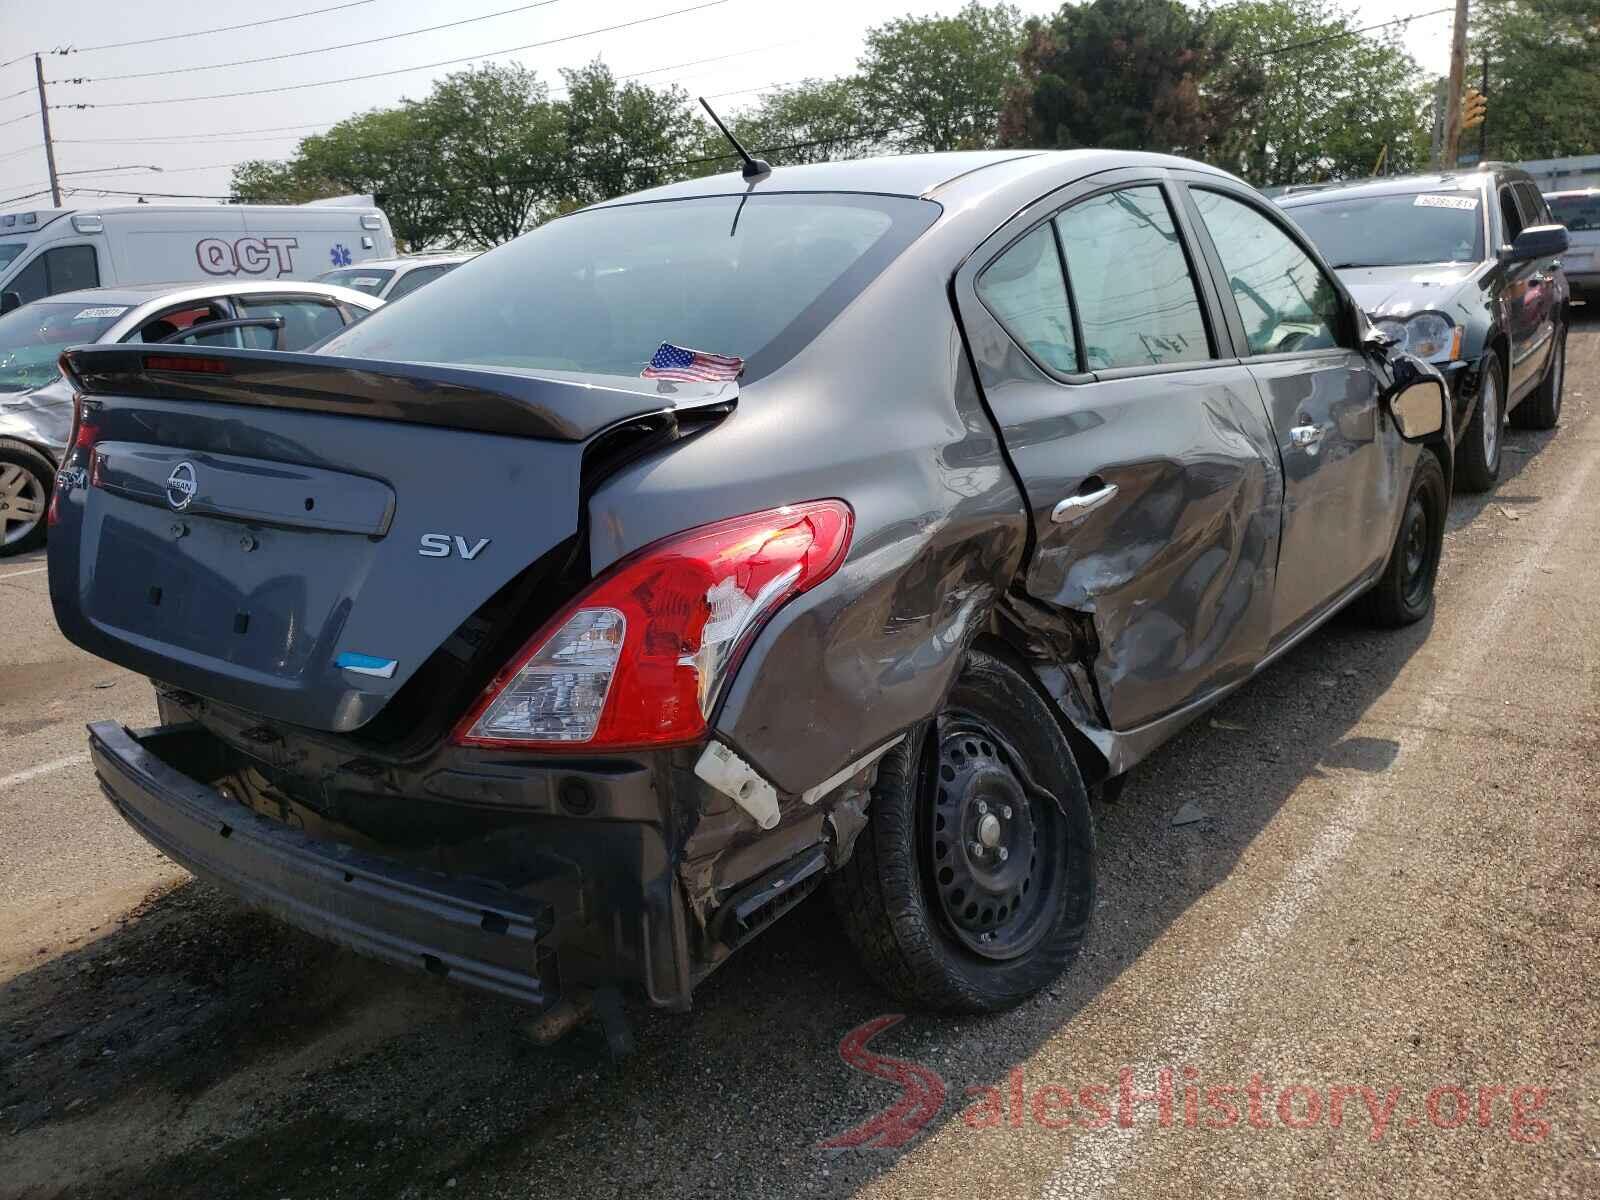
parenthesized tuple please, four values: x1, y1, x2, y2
(229, 160, 340, 207)
(1212, 0, 1428, 186)
(1470, 0, 1600, 160)
(1000, 0, 1262, 158)
(558, 61, 700, 205)
(689, 78, 886, 176)
(297, 108, 457, 251)
(858, 3, 1024, 151)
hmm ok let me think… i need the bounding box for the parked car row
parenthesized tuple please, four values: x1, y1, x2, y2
(46, 148, 1475, 1030)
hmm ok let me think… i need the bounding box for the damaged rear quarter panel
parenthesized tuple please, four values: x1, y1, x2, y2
(585, 235, 1029, 798)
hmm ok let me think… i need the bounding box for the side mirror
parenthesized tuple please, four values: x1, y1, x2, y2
(1384, 354, 1447, 441)
(0, 291, 21, 315)
(1506, 224, 1569, 263)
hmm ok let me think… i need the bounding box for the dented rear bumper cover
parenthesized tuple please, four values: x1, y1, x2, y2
(88, 720, 563, 1006)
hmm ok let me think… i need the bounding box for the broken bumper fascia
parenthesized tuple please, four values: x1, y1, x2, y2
(87, 720, 562, 1007)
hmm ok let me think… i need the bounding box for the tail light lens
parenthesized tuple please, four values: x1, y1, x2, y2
(453, 500, 853, 751)
(49, 394, 99, 527)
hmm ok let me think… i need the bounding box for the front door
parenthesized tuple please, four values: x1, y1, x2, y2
(955, 170, 1283, 732)
(1179, 181, 1393, 646)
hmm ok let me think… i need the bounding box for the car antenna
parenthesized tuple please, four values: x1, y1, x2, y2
(698, 97, 771, 181)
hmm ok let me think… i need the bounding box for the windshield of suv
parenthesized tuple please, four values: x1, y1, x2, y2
(0, 300, 124, 393)
(318, 193, 940, 382)
(1285, 191, 1485, 268)
(1548, 193, 1600, 233)
(0, 243, 25, 273)
(317, 267, 395, 295)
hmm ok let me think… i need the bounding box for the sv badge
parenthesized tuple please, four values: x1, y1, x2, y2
(418, 533, 491, 560)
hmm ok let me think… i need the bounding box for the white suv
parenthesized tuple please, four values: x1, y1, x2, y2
(1546, 189, 1600, 296)
(316, 252, 474, 301)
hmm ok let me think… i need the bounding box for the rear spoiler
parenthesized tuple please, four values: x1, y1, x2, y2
(59, 344, 738, 443)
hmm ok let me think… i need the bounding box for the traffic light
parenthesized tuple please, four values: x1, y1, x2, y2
(1462, 88, 1487, 130)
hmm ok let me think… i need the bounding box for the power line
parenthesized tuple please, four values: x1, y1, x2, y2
(64, 0, 569, 84)
(1253, 6, 1454, 60)
(51, 0, 733, 110)
(0, 113, 35, 130)
(0, 86, 33, 103)
(53, 0, 379, 55)
(0, 188, 54, 207)
(55, 122, 337, 146)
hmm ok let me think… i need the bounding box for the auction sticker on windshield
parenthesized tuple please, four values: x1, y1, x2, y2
(1414, 194, 1479, 210)
(73, 307, 128, 320)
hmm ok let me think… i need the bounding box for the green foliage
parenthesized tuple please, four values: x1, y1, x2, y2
(1471, 0, 1600, 159)
(1211, 0, 1428, 186)
(1001, 0, 1262, 157)
(559, 61, 700, 204)
(858, 2, 1024, 150)
(687, 78, 885, 178)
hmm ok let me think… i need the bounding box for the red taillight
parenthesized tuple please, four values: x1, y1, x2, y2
(453, 500, 854, 752)
(49, 394, 99, 527)
(143, 354, 231, 375)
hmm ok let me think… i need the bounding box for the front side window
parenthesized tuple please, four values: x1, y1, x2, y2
(316, 194, 939, 382)
(318, 267, 393, 296)
(1500, 187, 1526, 243)
(1193, 189, 1345, 356)
(1285, 192, 1485, 267)
(5, 245, 101, 305)
(976, 224, 1077, 374)
(0, 243, 25, 272)
(1054, 186, 1211, 371)
(386, 263, 450, 301)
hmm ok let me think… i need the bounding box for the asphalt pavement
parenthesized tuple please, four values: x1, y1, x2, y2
(2, 309, 1598, 1199)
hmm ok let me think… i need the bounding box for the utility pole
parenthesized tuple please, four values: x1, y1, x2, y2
(1478, 51, 1489, 161)
(34, 54, 60, 208)
(1441, 0, 1470, 169)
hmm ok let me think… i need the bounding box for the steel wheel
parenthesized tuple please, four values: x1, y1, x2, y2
(1399, 492, 1434, 611)
(924, 716, 1064, 961)
(0, 462, 46, 548)
(1480, 367, 1500, 467)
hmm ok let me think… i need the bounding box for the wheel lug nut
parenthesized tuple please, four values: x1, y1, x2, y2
(976, 800, 988, 815)
(998, 847, 1009, 861)
(969, 841, 984, 857)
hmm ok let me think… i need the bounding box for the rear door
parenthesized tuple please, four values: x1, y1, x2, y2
(954, 167, 1283, 732)
(1178, 178, 1392, 645)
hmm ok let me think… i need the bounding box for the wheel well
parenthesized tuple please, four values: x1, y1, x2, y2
(970, 630, 1111, 787)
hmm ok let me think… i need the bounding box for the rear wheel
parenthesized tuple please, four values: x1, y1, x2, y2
(0, 439, 52, 557)
(829, 648, 1096, 1012)
(1363, 450, 1446, 627)
(1455, 350, 1503, 493)
(1510, 325, 1565, 430)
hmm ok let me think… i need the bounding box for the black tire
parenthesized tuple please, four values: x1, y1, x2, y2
(1363, 450, 1447, 628)
(0, 438, 53, 557)
(828, 647, 1096, 1012)
(1510, 324, 1564, 431)
(1455, 349, 1504, 493)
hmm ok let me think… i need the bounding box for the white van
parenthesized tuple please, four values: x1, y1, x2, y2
(0, 201, 397, 313)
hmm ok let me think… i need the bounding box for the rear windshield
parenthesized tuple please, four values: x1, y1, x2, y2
(317, 267, 394, 295)
(1548, 193, 1600, 233)
(0, 243, 24, 272)
(317, 193, 940, 382)
(1285, 191, 1485, 268)
(0, 301, 124, 393)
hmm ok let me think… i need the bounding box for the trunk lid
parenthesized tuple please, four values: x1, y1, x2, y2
(49, 345, 735, 733)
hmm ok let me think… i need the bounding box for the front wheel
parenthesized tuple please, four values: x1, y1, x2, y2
(0, 438, 53, 557)
(1455, 350, 1504, 493)
(829, 648, 1096, 1012)
(1363, 450, 1447, 628)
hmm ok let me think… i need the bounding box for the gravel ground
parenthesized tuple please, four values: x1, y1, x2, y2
(2, 309, 1597, 1199)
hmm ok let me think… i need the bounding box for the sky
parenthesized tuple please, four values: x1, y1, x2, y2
(0, 0, 1461, 215)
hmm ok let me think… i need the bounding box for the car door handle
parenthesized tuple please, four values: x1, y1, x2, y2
(1289, 424, 1327, 450)
(1051, 481, 1119, 524)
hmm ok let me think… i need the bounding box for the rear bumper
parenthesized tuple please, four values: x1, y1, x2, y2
(89, 720, 562, 1006)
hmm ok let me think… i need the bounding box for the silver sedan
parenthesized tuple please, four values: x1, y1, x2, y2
(0, 279, 380, 554)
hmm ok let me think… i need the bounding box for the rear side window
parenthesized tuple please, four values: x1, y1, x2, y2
(1514, 182, 1549, 225)
(386, 263, 451, 300)
(976, 225, 1077, 374)
(1549, 193, 1600, 232)
(7, 245, 100, 305)
(1192, 189, 1346, 355)
(316, 194, 939, 382)
(236, 297, 346, 351)
(1054, 186, 1211, 371)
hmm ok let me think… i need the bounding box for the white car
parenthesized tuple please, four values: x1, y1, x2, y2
(316, 252, 474, 301)
(1546, 188, 1599, 296)
(0, 279, 381, 554)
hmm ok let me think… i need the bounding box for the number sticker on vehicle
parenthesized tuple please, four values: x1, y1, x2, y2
(74, 306, 128, 319)
(1414, 194, 1479, 211)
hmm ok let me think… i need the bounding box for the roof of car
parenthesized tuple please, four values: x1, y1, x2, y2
(1545, 187, 1600, 197)
(37, 279, 382, 309)
(329, 253, 475, 269)
(1279, 166, 1533, 207)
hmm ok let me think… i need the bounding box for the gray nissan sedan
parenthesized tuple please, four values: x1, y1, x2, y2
(50, 151, 1450, 1028)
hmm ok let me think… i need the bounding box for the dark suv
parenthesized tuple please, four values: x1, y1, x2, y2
(1280, 165, 1570, 491)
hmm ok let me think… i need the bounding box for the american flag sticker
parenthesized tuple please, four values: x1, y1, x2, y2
(641, 341, 744, 382)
